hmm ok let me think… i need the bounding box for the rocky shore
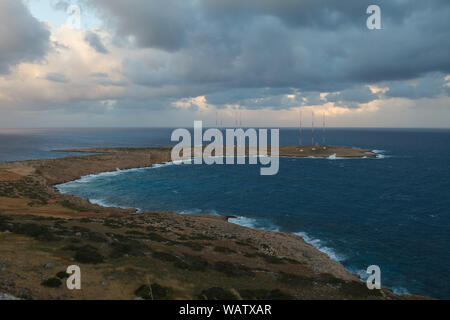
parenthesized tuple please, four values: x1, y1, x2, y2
(0, 146, 423, 300)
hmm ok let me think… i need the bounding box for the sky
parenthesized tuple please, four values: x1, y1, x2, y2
(0, 0, 449, 128)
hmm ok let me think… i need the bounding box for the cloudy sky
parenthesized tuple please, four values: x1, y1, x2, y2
(0, 0, 449, 128)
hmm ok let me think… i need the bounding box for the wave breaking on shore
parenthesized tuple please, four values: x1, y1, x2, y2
(227, 216, 347, 263)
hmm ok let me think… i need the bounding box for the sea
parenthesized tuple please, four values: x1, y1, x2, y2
(1, 127, 449, 299)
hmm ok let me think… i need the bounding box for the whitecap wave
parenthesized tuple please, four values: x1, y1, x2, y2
(371, 149, 391, 159)
(229, 215, 348, 263)
(88, 198, 110, 207)
(294, 232, 347, 262)
(327, 154, 370, 160)
(152, 161, 176, 168)
(328, 153, 337, 160)
(75, 168, 126, 183)
(63, 167, 159, 186)
(228, 216, 259, 228)
(392, 286, 411, 296)
(228, 216, 280, 231)
(302, 149, 391, 160)
(58, 161, 182, 188)
(178, 208, 203, 215)
(177, 207, 221, 215)
(282, 155, 370, 161)
(88, 198, 141, 213)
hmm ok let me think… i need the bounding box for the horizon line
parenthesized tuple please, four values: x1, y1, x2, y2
(0, 126, 449, 130)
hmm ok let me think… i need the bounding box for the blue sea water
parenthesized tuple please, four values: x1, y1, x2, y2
(1, 128, 449, 298)
(0, 128, 174, 162)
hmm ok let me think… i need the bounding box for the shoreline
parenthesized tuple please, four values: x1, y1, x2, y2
(54, 146, 381, 215)
(56, 162, 350, 259)
(54, 148, 381, 286)
(0, 146, 426, 300)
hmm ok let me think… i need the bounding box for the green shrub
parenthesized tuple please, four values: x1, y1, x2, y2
(41, 278, 62, 288)
(56, 271, 70, 279)
(11, 223, 58, 242)
(109, 240, 148, 258)
(86, 231, 109, 243)
(151, 283, 168, 300)
(181, 241, 204, 251)
(152, 251, 209, 272)
(73, 245, 104, 264)
(213, 246, 236, 254)
(125, 230, 146, 236)
(277, 272, 314, 287)
(147, 232, 171, 243)
(213, 261, 253, 277)
(60, 200, 88, 212)
(239, 289, 295, 300)
(198, 287, 237, 300)
(135, 284, 151, 300)
(261, 254, 285, 264)
(134, 283, 169, 300)
(189, 234, 215, 241)
(181, 254, 209, 272)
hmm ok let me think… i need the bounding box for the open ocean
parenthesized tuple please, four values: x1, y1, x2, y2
(1, 128, 449, 299)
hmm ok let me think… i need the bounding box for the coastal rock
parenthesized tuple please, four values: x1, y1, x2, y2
(0, 292, 20, 300)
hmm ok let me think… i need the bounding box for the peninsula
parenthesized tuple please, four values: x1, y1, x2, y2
(0, 146, 419, 300)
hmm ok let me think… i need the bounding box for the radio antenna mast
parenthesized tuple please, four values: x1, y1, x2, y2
(312, 110, 315, 146)
(322, 112, 326, 147)
(298, 109, 302, 146)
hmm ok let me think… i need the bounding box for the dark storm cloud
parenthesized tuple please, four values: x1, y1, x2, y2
(0, 0, 50, 74)
(201, 0, 369, 30)
(385, 73, 449, 99)
(326, 86, 378, 105)
(204, 88, 302, 110)
(122, 58, 172, 87)
(89, 0, 193, 51)
(86, 0, 450, 109)
(200, 0, 450, 30)
(84, 31, 109, 54)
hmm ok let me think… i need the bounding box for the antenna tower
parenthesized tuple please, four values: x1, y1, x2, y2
(312, 110, 315, 146)
(298, 109, 302, 146)
(322, 113, 326, 146)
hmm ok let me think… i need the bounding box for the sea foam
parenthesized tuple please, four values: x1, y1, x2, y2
(294, 232, 347, 262)
(228, 216, 280, 232)
(229, 216, 347, 262)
